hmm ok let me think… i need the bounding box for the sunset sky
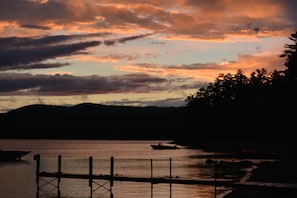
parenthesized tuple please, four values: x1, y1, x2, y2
(0, 0, 296, 113)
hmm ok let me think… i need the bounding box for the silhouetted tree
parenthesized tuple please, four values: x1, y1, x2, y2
(185, 65, 294, 109)
(186, 69, 252, 107)
(250, 68, 271, 86)
(280, 31, 297, 81)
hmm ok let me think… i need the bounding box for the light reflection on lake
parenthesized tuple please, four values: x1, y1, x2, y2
(0, 139, 266, 198)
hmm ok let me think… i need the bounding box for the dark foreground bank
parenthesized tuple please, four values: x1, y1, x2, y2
(223, 151, 297, 198)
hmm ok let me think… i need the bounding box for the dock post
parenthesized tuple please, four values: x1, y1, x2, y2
(214, 161, 217, 198)
(110, 156, 114, 198)
(89, 156, 93, 198)
(110, 156, 114, 187)
(34, 154, 40, 198)
(169, 157, 172, 198)
(151, 159, 153, 179)
(57, 155, 61, 198)
(232, 159, 235, 192)
(151, 159, 153, 198)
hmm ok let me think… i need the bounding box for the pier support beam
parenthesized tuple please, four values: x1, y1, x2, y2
(57, 155, 61, 198)
(151, 159, 153, 198)
(89, 156, 93, 198)
(110, 156, 114, 198)
(169, 157, 172, 198)
(214, 160, 217, 198)
(34, 154, 40, 198)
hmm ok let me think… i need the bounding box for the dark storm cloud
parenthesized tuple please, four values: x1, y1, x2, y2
(0, 73, 168, 95)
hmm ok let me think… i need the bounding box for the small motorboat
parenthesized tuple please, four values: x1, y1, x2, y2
(150, 143, 180, 150)
(0, 150, 31, 162)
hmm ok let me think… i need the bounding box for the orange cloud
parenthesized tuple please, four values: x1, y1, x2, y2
(0, 0, 295, 40)
(116, 54, 285, 81)
(116, 63, 229, 82)
(48, 71, 73, 75)
(225, 54, 286, 74)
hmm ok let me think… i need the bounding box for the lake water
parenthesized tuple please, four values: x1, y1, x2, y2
(0, 139, 268, 198)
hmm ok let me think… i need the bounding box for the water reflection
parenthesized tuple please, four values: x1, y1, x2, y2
(0, 139, 272, 198)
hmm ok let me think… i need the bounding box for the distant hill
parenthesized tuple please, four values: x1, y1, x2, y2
(0, 103, 187, 140)
(0, 102, 295, 143)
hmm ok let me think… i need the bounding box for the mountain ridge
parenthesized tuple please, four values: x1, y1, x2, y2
(0, 103, 186, 140)
(0, 102, 295, 143)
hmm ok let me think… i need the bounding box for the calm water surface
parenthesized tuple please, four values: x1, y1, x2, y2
(0, 139, 264, 198)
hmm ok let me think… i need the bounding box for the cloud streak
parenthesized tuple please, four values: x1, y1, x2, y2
(0, 40, 101, 66)
(0, 32, 154, 70)
(0, 63, 70, 71)
(21, 24, 51, 30)
(0, 33, 104, 68)
(0, 73, 169, 95)
(116, 54, 285, 80)
(104, 32, 155, 46)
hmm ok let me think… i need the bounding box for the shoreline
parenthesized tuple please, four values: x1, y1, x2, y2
(223, 154, 297, 198)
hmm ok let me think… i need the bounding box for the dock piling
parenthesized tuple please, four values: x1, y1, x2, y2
(110, 156, 114, 188)
(34, 154, 40, 198)
(151, 159, 153, 198)
(214, 160, 217, 198)
(170, 157, 172, 198)
(89, 156, 93, 198)
(57, 155, 61, 198)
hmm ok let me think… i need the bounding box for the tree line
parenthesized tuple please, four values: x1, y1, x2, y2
(185, 32, 297, 110)
(175, 32, 297, 143)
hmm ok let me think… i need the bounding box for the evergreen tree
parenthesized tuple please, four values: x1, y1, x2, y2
(280, 31, 297, 81)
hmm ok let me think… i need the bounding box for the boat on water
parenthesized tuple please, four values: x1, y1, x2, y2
(150, 143, 180, 150)
(0, 150, 31, 162)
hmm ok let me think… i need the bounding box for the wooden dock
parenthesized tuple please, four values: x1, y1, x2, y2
(38, 171, 297, 189)
(34, 154, 297, 198)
